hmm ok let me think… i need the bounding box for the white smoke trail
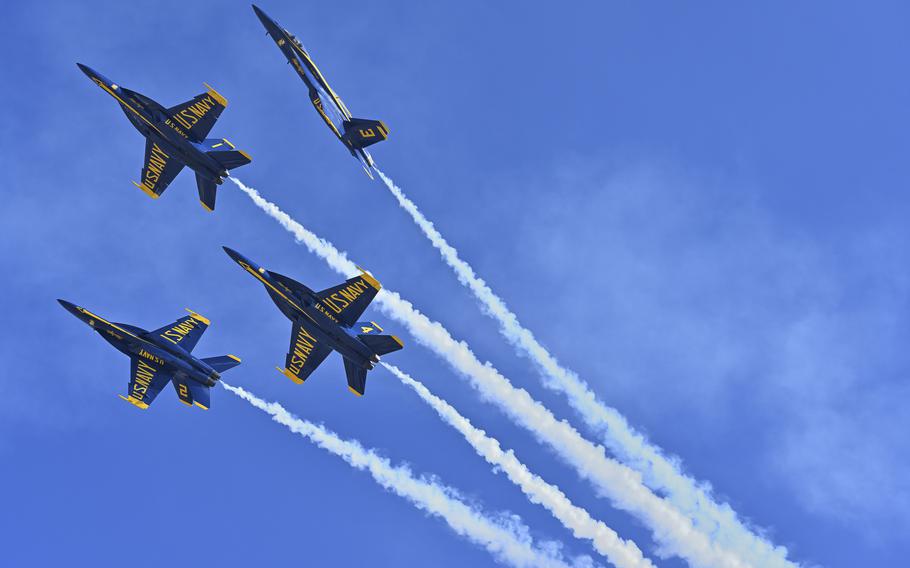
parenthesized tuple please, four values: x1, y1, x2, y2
(373, 169, 794, 568)
(230, 177, 747, 568)
(383, 363, 653, 568)
(221, 382, 594, 568)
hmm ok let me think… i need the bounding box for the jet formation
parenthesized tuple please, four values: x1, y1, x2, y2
(68, 5, 401, 409)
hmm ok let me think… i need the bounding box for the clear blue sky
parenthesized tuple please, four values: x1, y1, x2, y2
(2, 1, 908, 566)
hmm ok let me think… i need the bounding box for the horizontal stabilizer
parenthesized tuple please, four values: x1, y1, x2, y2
(343, 357, 368, 397)
(201, 354, 242, 373)
(196, 172, 218, 212)
(204, 138, 252, 170)
(358, 334, 403, 357)
(342, 118, 389, 150)
(172, 378, 211, 410)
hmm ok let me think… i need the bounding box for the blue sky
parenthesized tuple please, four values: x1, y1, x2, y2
(2, 1, 909, 566)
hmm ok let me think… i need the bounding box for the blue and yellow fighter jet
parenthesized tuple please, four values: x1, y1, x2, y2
(223, 247, 403, 396)
(58, 300, 241, 409)
(252, 5, 388, 178)
(77, 63, 251, 211)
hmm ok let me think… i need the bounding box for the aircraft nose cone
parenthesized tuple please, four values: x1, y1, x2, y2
(57, 299, 80, 316)
(76, 63, 93, 77)
(251, 4, 268, 21)
(252, 4, 277, 29)
(222, 246, 253, 266)
(77, 63, 112, 87)
(222, 246, 241, 261)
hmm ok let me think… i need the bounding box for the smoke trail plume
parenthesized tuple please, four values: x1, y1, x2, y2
(383, 363, 653, 568)
(230, 177, 749, 568)
(373, 169, 794, 568)
(222, 382, 593, 568)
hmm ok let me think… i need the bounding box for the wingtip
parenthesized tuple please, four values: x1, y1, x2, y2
(355, 266, 382, 290)
(348, 386, 364, 397)
(119, 394, 149, 410)
(276, 366, 304, 385)
(203, 83, 228, 107)
(185, 308, 210, 325)
(132, 181, 160, 199)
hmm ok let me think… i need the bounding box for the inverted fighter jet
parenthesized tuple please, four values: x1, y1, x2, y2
(58, 300, 241, 409)
(77, 63, 251, 211)
(252, 5, 388, 178)
(223, 247, 403, 396)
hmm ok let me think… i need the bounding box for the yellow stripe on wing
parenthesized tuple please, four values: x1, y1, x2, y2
(277, 366, 305, 385)
(118, 394, 149, 409)
(132, 181, 160, 199)
(203, 83, 228, 107)
(185, 308, 210, 325)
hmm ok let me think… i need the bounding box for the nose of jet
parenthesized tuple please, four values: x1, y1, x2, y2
(76, 63, 113, 88)
(223, 246, 255, 268)
(252, 4, 279, 31)
(57, 298, 82, 318)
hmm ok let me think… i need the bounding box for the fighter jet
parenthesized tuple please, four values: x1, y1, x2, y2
(58, 299, 241, 409)
(223, 247, 403, 396)
(77, 63, 251, 211)
(252, 5, 388, 178)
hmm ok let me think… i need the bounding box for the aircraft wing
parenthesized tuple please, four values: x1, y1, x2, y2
(121, 356, 172, 409)
(315, 273, 381, 328)
(166, 86, 227, 142)
(278, 319, 333, 384)
(136, 139, 184, 198)
(150, 310, 210, 352)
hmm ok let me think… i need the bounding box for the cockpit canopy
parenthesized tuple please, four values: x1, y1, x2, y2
(285, 30, 304, 49)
